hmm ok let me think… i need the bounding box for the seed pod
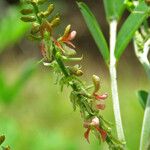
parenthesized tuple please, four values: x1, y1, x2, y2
(31, 22, 40, 34)
(20, 9, 33, 15)
(0, 135, 5, 145)
(92, 75, 100, 94)
(21, 16, 36, 22)
(50, 17, 60, 28)
(38, 4, 54, 18)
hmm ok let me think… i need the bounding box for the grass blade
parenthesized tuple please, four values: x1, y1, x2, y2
(103, 0, 125, 21)
(77, 2, 109, 64)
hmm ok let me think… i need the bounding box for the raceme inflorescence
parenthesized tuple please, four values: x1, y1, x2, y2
(20, 0, 125, 149)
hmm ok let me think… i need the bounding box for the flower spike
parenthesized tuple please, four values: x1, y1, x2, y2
(20, 1, 125, 149)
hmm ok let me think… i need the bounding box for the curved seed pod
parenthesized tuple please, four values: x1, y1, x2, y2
(20, 9, 33, 15)
(0, 135, 5, 145)
(38, 4, 54, 18)
(50, 17, 60, 28)
(21, 16, 36, 22)
(92, 75, 100, 94)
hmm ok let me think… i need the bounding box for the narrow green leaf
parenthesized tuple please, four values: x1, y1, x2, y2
(138, 90, 148, 109)
(115, 2, 149, 60)
(77, 2, 109, 64)
(103, 0, 125, 21)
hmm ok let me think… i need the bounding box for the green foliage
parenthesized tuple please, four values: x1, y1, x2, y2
(0, 61, 37, 103)
(77, 2, 109, 65)
(0, 6, 29, 53)
(103, 0, 125, 21)
(115, 1, 149, 60)
(137, 90, 148, 109)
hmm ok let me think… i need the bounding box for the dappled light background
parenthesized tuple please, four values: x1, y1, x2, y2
(0, 0, 149, 149)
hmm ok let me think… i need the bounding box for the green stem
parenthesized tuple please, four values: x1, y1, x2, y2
(134, 39, 150, 150)
(109, 20, 125, 142)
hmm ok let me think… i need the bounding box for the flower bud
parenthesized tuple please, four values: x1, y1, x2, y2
(38, 4, 54, 18)
(50, 17, 60, 28)
(92, 75, 100, 94)
(21, 16, 36, 22)
(20, 9, 33, 15)
(63, 24, 71, 38)
(69, 65, 83, 76)
(38, 0, 47, 5)
(31, 22, 40, 34)
(0, 135, 5, 145)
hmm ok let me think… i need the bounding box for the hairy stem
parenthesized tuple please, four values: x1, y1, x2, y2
(109, 20, 125, 142)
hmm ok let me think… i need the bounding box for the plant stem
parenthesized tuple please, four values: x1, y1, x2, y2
(134, 39, 150, 150)
(139, 57, 150, 150)
(109, 20, 125, 142)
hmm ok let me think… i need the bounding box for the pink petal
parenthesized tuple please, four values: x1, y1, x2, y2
(84, 128, 91, 143)
(68, 31, 77, 41)
(95, 93, 108, 100)
(96, 104, 105, 110)
(95, 127, 107, 141)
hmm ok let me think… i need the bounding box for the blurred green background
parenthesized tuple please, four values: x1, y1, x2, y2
(0, 0, 149, 149)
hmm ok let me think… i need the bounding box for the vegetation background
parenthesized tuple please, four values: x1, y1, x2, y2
(0, 0, 148, 149)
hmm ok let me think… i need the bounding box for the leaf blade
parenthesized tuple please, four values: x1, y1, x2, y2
(77, 2, 109, 64)
(103, 0, 125, 21)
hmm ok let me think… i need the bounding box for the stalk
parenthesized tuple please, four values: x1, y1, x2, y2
(134, 39, 150, 150)
(109, 20, 125, 142)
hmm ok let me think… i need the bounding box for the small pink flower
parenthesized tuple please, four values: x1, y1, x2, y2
(61, 30, 77, 48)
(94, 93, 108, 100)
(83, 117, 107, 143)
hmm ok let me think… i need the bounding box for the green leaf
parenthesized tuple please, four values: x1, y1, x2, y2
(77, 2, 109, 64)
(103, 0, 125, 21)
(115, 2, 149, 60)
(0, 6, 29, 53)
(137, 90, 148, 109)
